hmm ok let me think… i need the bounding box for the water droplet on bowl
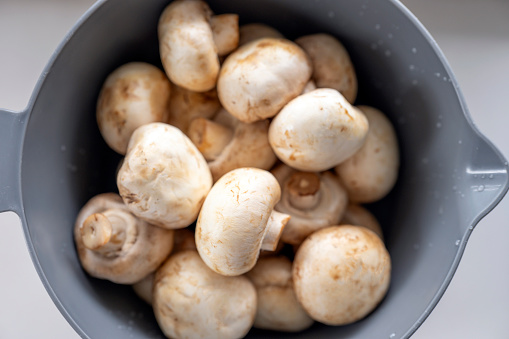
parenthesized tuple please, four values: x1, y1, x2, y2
(412, 79, 418, 85)
(412, 47, 417, 53)
(458, 140, 462, 144)
(390, 333, 396, 338)
(421, 157, 429, 164)
(413, 244, 420, 250)
(385, 50, 391, 57)
(435, 72, 441, 77)
(61, 145, 66, 151)
(489, 174, 494, 179)
(409, 64, 415, 71)
(477, 185, 485, 192)
(328, 11, 335, 18)
(455, 240, 460, 246)
(375, 24, 381, 30)
(436, 122, 442, 128)
(387, 33, 393, 39)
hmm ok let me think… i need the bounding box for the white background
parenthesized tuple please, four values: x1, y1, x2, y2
(0, 0, 508, 338)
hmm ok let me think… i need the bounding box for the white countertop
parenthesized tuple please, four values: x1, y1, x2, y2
(1, 0, 508, 338)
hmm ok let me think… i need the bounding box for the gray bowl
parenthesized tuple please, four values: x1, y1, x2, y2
(0, 0, 507, 338)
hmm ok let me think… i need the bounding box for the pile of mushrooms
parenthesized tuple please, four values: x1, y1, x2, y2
(74, 1, 401, 338)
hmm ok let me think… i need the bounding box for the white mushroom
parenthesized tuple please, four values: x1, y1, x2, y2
(340, 203, 384, 240)
(269, 88, 369, 172)
(158, 0, 219, 92)
(246, 256, 314, 332)
(165, 84, 221, 135)
(153, 250, 257, 339)
(210, 14, 239, 56)
(96, 62, 171, 154)
(188, 108, 277, 182)
(217, 38, 312, 123)
(293, 225, 391, 325)
(272, 164, 348, 245)
(296, 33, 358, 103)
(117, 123, 212, 229)
(335, 105, 399, 203)
(238, 23, 284, 46)
(196, 168, 290, 276)
(132, 228, 197, 305)
(132, 273, 154, 305)
(74, 193, 174, 284)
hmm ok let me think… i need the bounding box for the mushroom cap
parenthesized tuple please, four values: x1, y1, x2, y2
(217, 38, 312, 123)
(246, 256, 314, 332)
(341, 203, 384, 240)
(132, 272, 155, 305)
(238, 23, 284, 46)
(269, 88, 369, 172)
(210, 14, 239, 56)
(293, 225, 391, 326)
(196, 168, 287, 276)
(207, 108, 277, 182)
(153, 250, 257, 339)
(173, 228, 198, 253)
(74, 193, 174, 284)
(272, 164, 348, 245)
(96, 62, 171, 155)
(296, 33, 358, 103)
(165, 83, 221, 135)
(158, 0, 219, 92)
(335, 105, 399, 203)
(117, 123, 212, 229)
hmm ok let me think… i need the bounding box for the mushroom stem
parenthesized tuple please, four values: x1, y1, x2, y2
(80, 208, 133, 255)
(188, 118, 234, 161)
(261, 211, 290, 251)
(286, 172, 321, 210)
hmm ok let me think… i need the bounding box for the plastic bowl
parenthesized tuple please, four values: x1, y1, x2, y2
(0, 0, 507, 338)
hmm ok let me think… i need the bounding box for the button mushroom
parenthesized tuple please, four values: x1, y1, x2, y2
(335, 105, 400, 203)
(132, 228, 197, 305)
(210, 14, 239, 57)
(238, 23, 284, 46)
(188, 108, 277, 182)
(341, 203, 384, 240)
(217, 38, 312, 123)
(271, 164, 348, 245)
(165, 84, 221, 135)
(153, 250, 257, 339)
(158, 0, 220, 92)
(246, 256, 314, 332)
(117, 122, 212, 229)
(195, 167, 290, 276)
(74, 193, 174, 284)
(268, 88, 369, 172)
(293, 225, 391, 326)
(96, 62, 171, 155)
(296, 33, 358, 103)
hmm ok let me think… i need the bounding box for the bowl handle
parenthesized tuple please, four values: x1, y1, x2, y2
(462, 136, 509, 229)
(0, 108, 27, 214)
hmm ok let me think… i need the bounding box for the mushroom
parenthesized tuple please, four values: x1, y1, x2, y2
(210, 14, 239, 56)
(173, 228, 198, 253)
(188, 108, 277, 182)
(196, 168, 291, 276)
(217, 38, 312, 123)
(74, 193, 174, 284)
(341, 203, 384, 240)
(117, 122, 212, 229)
(165, 83, 221, 135)
(296, 33, 358, 103)
(335, 105, 399, 203)
(96, 62, 171, 154)
(158, 0, 219, 92)
(238, 23, 284, 46)
(245, 256, 314, 332)
(132, 273, 154, 305)
(153, 250, 257, 339)
(268, 88, 369, 172)
(132, 228, 197, 305)
(293, 225, 391, 326)
(271, 164, 348, 245)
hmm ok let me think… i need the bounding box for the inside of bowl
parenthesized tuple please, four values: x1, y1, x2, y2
(19, 0, 508, 338)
